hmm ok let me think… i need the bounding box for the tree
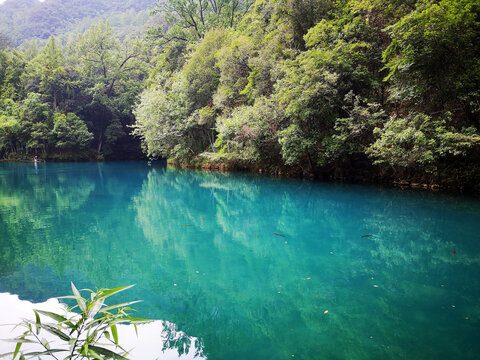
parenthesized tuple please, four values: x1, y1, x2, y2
(73, 21, 147, 155)
(132, 76, 192, 159)
(52, 112, 93, 152)
(148, 0, 253, 44)
(24, 36, 66, 111)
(368, 112, 480, 174)
(383, 0, 480, 119)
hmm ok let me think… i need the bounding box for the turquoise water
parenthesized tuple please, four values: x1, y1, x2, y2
(0, 162, 479, 359)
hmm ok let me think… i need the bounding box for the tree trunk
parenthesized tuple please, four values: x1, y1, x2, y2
(97, 131, 103, 153)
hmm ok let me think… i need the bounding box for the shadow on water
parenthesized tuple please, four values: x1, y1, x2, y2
(0, 162, 479, 359)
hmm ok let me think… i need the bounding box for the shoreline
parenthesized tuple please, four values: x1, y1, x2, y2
(166, 159, 479, 195)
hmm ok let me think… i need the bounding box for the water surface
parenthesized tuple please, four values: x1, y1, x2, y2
(0, 162, 479, 359)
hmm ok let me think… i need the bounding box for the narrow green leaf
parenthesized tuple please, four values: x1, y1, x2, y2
(22, 349, 65, 356)
(82, 343, 88, 356)
(1, 340, 33, 345)
(41, 324, 71, 342)
(111, 324, 118, 346)
(34, 311, 41, 335)
(13, 341, 21, 360)
(97, 285, 135, 300)
(35, 310, 72, 326)
(88, 349, 103, 360)
(88, 345, 128, 360)
(71, 282, 87, 313)
(99, 300, 142, 314)
(127, 317, 151, 323)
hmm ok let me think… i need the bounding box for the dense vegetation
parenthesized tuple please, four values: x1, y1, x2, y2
(0, 0, 156, 46)
(1, 0, 479, 190)
(0, 20, 150, 160)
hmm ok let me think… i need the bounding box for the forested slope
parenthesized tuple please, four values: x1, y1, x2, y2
(0, 22, 150, 160)
(0, 0, 156, 46)
(132, 0, 480, 191)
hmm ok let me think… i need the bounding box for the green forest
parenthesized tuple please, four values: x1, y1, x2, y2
(1, 0, 479, 190)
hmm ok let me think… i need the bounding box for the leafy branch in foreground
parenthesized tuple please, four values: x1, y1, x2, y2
(1, 283, 149, 360)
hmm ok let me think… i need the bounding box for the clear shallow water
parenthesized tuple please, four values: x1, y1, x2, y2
(0, 162, 479, 359)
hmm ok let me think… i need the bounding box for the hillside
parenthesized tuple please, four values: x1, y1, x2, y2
(0, 0, 157, 46)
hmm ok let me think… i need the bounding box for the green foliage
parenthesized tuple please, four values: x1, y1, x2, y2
(137, 0, 480, 188)
(182, 28, 229, 108)
(24, 37, 66, 110)
(383, 0, 480, 114)
(72, 21, 148, 154)
(214, 97, 283, 163)
(52, 112, 93, 151)
(132, 76, 193, 159)
(149, 0, 253, 44)
(214, 33, 254, 109)
(325, 93, 387, 162)
(368, 112, 480, 171)
(278, 123, 315, 166)
(2, 283, 149, 360)
(0, 20, 148, 160)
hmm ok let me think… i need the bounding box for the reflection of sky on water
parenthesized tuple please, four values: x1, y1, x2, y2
(0, 293, 204, 360)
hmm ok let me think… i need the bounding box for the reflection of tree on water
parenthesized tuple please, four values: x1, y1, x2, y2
(0, 164, 479, 359)
(133, 168, 480, 360)
(0, 163, 94, 277)
(0, 163, 148, 292)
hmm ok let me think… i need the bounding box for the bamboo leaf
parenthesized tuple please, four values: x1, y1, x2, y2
(88, 349, 103, 360)
(35, 310, 72, 326)
(71, 282, 87, 313)
(34, 311, 41, 335)
(22, 349, 65, 356)
(98, 301, 142, 314)
(56, 296, 77, 300)
(127, 317, 151, 323)
(0, 339, 35, 344)
(13, 341, 21, 360)
(87, 298, 105, 318)
(97, 285, 135, 300)
(41, 324, 71, 342)
(88, 345, 128, 360)
(111, 324, 118, 346)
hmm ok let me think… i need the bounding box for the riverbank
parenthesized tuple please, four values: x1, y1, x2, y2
(167, 157, 479, 194)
